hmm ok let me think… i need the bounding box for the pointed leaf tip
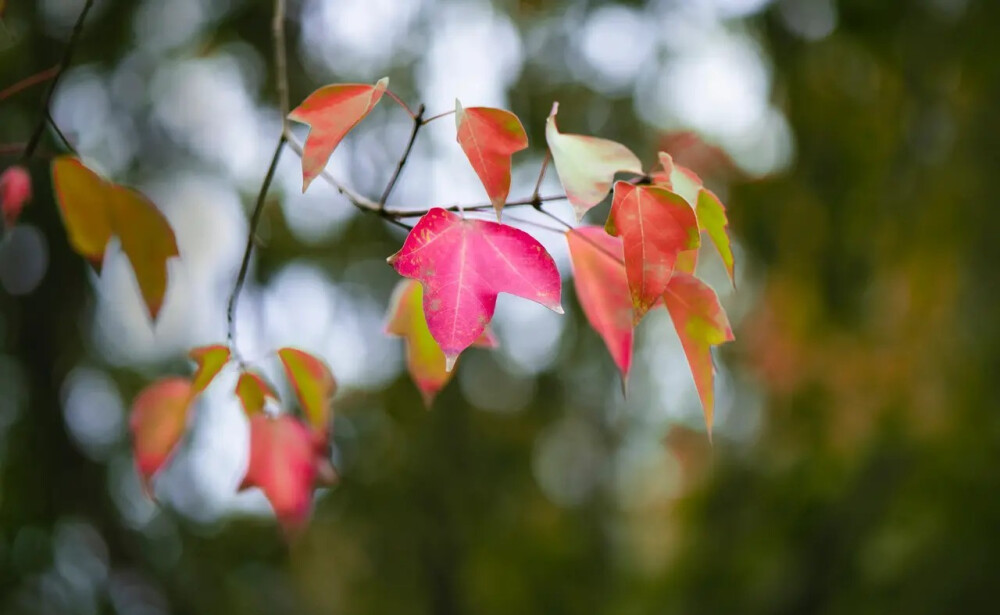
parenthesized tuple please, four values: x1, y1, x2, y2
(189, 344, 230, 394)
(278, 348, 336, 434)
(235, 371, 278, 417)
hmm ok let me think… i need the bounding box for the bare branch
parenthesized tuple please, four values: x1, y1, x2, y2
(379, 103, 426, 208)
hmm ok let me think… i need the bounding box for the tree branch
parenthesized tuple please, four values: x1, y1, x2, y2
(379, 103, 426, 208)
(0, 65, 59, 102)
(21, 0, 94, 161)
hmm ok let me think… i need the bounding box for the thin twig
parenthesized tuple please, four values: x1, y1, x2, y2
(421, 109, 456, 125)
(0, 65, 59, 102)
(227, 134, 286, 360)
(498, 213, 568, 235)
(533, 205, 574, 231)
(531, 151, 550, 204)
(46, 111, 76, 154)
(272, 0, 289, 122)
(379, 103, 425, 208)
(22, 0, 94, 160)
(385, 90, 415, 119)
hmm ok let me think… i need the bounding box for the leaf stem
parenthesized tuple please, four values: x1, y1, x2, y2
(0, 65, 59, 102)
(385, 90, 416, 119)
(531, 151, 550, 204)
(379, 103, 426, 209)
(226, 133, 286, 362)
(21, 0, 94, 161)
(421, 109, 456, 125)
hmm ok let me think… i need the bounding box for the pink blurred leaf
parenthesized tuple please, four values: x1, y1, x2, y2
(0, 165, 31, 228)
(129, 377, 194, 488)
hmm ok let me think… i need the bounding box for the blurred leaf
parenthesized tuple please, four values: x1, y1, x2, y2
(235, 371, 277, 417)
(0, 165, 31, 228)
(50, 156, 113, 267)
(288, 77, 388, 191)
(565, 226, 633, 383)
(385, 279, 498, 407)
(606, 182, 700, 324)
(545, 102, 642, 219)
(189, 344, 230, 394)
(129, 377, 194, 488)
(663, 273, 734, 437)
(277, 348, 336, 435)
(388, 207, 563, 368)
(455, 101, 528, 219)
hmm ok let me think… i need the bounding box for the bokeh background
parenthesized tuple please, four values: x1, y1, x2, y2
(1, 0, 998, 613)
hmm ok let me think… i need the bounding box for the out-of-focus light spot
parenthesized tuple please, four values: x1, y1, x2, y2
(532, 415, 604, 507)
(61, 367, 125, 460)
(300, 0, 423, 79)
(132, 0, 206, 52)
(778, 0, 838, 41)
(493, 296, 565, 375)
(458, 351, 536, 413)
(107, 570, 168, 615)
(52, 69, 136, 177)
(0, 224, 48, 296)
(108, 453, 158, 529)
(275, 143, 358, 244)
(52, 520, 109, 606)
(615, 442, 681, 510)
(700, 0, 774, 19)
(576, 5, 657, 95)
(417, 3, 523, 108)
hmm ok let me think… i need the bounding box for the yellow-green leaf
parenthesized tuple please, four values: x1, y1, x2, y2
(235, 371, 277, 417)
(277, 348, 336, 434)
(51, 156, 113, 267)
(111, 185, 179, 320)
(189, 345, 231, 394)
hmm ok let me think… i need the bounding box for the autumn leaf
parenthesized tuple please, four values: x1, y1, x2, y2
(288, 77, 388, 192)
(455, 101, 529, 219)
(189, 345, 230, 394)
(545, 102, 643, 220)
(386, 279, 498, 406)
(235, 371, 278, 417)
(565, 227, 633, 384)
(662, 273, 735, 438)
(1, 165, 31, 229)
(51, 156, 179, 319)
(278, 348, 336, 435)
(651, 152, 735, 285)
(241, 414, 329, 532)
(129, 377, 195, 487)
(606, 182, 700, 324)
(51, 157, 113, 267)
(387, 208, 563, 368)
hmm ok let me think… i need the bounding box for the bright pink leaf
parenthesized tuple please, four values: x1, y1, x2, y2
(387, 208, 563, 367)
(606, 182, 700, 324)
(385, 279, 498, 406)
(663, 273, 735, 439)
(288, 77, 388, 192)
(277, 348, 336, 435)
(129, 377, 194, 487)
(241, 414, 329, 532)
(0, 165, 31, 228)
(545, 102, 643, 220)
(565, 227, 633, 383)
(455, 101, 529, 219)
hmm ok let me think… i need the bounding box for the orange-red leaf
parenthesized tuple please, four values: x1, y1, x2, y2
(241, 414, 327, 532)
(545, 102, 643, 220)
(565, 227, 633, 383)
(129, 377, 194, 487)
(455, 101, 528, 219)
(189, 345, 230, 394)
(606, 182, 700, 324)
(1, 165, 31, 228)
(662, 273, 735, 438)
(51, 156, 178, 319)
(387, 208, 563, 367)
(386, 279, 498, 406)
(277, 348, 336, 435)
(288, 77, 388, 192)
(235, 371, 277, 417)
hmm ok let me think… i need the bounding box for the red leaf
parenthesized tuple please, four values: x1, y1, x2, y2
(606, 182, 700, 324)
(189, 345, 230, 394)
(385, 279, 498, 406)
(565, 227, 633, 383)
(455, 101, 528, 219)
(545, 102, 643, 219)
(241, 414, 329, 532)
(663, 273, 735, 438)
(277, 348, 336, 435)
(388, 208, 563, 367)
(235, 371, 277, 417)
(0, 165, 31, 228)
(288, 77, 388, 192)
(129, 377, 194, 487)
